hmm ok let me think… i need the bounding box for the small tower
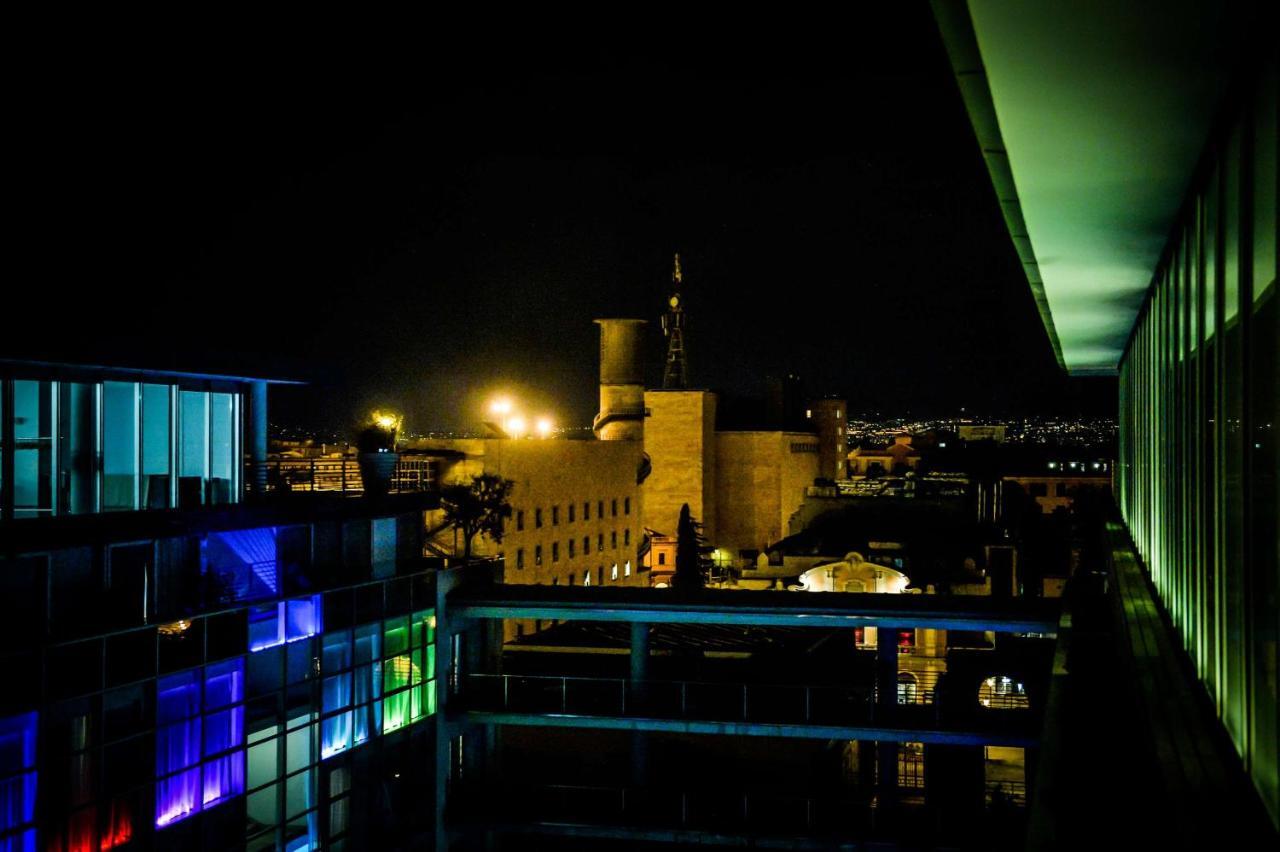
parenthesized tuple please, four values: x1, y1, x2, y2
(661, 253, 689, 389)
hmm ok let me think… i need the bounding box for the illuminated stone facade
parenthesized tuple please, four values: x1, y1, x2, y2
(715, 431, 820, 554)
(642, 389, 825, 558)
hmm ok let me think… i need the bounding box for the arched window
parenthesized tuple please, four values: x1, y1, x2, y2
(897, 671, 919, 705)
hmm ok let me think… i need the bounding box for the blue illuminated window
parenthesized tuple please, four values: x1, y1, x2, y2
(0, 712, 38, 852)
(203, 527, 280, 603)
(248, 595, 322, 652)
(155, 659, 245, 828)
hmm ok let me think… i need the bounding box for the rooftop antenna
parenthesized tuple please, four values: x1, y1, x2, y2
(661, 253, 689, 389)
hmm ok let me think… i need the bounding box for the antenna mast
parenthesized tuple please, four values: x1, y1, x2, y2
(661, 253, 689, 389)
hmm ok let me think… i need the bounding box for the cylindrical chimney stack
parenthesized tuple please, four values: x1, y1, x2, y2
(593, 319, 647, 441)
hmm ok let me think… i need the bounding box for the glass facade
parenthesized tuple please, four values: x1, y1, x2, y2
(0, 502, 439, 850)
(0, 373, 241, 519)
(1117, 55, 1277, 828)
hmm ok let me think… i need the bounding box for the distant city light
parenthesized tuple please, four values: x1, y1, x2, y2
(535, 417, 553, 439)
(489, 398, 512, 417)
(507, 415, 527, 438)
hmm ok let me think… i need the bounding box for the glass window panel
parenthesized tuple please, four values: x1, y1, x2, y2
(203, 707, 244, 757)
(353, 624, 380, 664)
(209, 392, 234, 505)
(284, 769, 314, 820)
(285, 596, 322, 642)
(141, 384, 172, 510)
(12, 380, 54, 518)
(57, 382, 97, 514)
(102, 382, 139, 511)
(204, 659, 244, 712)
(383, 618, 409, 657)
(322, 630, 352, 673)
(285, 723, 313, 774)
(247, 738, 278, 791)
(201, 750, 244, 807)
(179, 391, 208, 508)
(246, 783, 278, 829)
(155, 766, 201, 826)
(320, 713, 351, 759)
(1224, 127, 1241, 321)
(1254, 60, 1277, 304)
(1204, 169, 1219, 339)
(382, 690, 411, 734)
(322, 674, 351, 715)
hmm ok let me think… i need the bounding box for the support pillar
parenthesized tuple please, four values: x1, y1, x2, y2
(876, 625, 899, 811)
(248, 381, 269, 497)
(630, 622, 651, 796)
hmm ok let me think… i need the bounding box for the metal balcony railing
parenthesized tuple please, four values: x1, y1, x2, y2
(451, 781, 879, 836)
(252, 457, 436, 495)
(458, 672, 885, 726)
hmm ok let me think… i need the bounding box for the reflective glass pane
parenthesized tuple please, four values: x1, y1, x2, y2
(103, 382, 139, 511)
(12, 380, 54, 518)
(209, 392, 234, 504)
(179, 391, 208, 508)
(58, 382, 96, 514)
(141, 384, 171, 510)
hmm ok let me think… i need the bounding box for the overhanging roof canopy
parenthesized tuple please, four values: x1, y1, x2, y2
(934, 0, 1233, 374)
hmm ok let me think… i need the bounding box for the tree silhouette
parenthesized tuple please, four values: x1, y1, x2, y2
(440, 473, 514, 564)
(673, 503, 712, 591)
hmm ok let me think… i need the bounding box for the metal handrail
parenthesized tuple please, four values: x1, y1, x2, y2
(458, 671, 880, 725)
(251, 457, 437, 495)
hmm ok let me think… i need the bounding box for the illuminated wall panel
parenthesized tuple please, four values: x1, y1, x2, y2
(1118, 54, 1277, 829)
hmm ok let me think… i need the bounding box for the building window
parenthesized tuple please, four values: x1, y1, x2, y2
(567, 574, 574, 586)
(568, 539, 576, 558)
(568, 504, 575, 523)
(552, 542, 559, 562)
(535, 545, 543, 566)
(154, 658, 246, 827)
(624, 560, 631, 577)
(535, 509, 542, 528)
(584, 536, 590, 554)
(0, 711, 37, 850)
(624, 497, 630, 515)
(611, 499, 617, 517)
(552, 505, 559, 525)
(583, 502, 590, 521)
(658, 553, 666, 566)
(516, 549, 524, 570)
(583, 571, 590, 586)
(611, 531, 617, 549)
(516, 511, 524, 531)
(597, 500, 604, 519)
(624, 529, 630, 547)
(611, 563, 618, 581)
(597, 534, 604, 552)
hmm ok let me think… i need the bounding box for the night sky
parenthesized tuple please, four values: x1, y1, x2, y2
(12, 6, 1115, 434)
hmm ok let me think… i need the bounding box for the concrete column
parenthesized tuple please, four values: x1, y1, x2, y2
(248, 381, 269, 497)
(630, 622, 651, 793)
(630, 622, 652, 687)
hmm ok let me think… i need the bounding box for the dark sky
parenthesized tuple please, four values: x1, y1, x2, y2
(12, 6, 1115, 434)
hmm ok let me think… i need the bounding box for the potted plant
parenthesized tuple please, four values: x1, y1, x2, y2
(355, 411, 401, 497)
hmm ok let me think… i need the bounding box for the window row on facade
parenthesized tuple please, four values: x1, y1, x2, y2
(0, 378, 241, 519)
(514, 529, 632, 568)
(514, 496, 631, 531)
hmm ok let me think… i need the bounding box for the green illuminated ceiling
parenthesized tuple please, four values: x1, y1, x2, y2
(935, 0, 1231, 374)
